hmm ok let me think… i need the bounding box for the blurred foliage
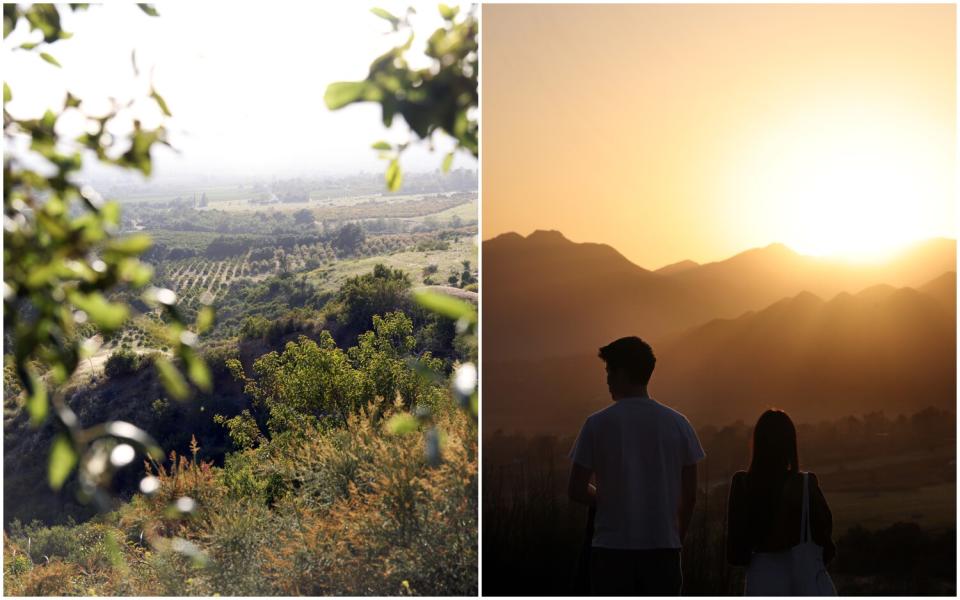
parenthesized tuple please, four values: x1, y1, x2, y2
(4, 386, 478, 595)
(325, 5, 478, 191)
(3, 3, 209, 517)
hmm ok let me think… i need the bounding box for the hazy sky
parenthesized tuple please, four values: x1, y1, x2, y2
(482, 4, 955, 268)
(3, 3, 477, 181)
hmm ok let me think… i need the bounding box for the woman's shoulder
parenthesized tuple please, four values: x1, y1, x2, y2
(730, 471, 749, 487)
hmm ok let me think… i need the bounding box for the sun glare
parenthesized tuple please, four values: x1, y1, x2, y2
(734, 102, 950, 262)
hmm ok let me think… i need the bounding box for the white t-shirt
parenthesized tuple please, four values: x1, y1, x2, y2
(570, 396, 705, 549)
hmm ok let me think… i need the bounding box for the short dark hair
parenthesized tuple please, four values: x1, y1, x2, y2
(598, 336, 656, 385)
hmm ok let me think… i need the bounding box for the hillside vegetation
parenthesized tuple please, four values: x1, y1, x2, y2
(4, 266, 478, 596)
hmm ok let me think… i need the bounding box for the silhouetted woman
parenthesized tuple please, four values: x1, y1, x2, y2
(726, 409, 837, 595)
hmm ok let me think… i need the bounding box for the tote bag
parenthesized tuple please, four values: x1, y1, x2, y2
(789, 473, 837, 595)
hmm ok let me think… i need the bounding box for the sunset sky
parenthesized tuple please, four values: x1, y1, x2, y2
(482, 4, 955, 268)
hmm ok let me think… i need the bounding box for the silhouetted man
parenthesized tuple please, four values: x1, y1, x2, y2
(568, 336, 705, 596)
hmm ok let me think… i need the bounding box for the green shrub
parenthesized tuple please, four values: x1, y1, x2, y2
(104, 349, 139, 378)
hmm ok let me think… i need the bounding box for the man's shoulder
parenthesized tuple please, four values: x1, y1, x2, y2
(650, 398, 695, 426)
(585, 403, 619, 422)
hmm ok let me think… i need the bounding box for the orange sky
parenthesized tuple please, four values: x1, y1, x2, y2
(482, 4, 956, 269)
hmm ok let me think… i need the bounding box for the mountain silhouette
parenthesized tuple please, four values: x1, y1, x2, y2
(654, 281, 956, 426)
(483, 231, 956, 360)
(917, 271, 957, 314)
(666, 238, 957, 320)
(482, 230, 708, 359)
(482, 231, 956, 434)
(655, 259, 700, 275)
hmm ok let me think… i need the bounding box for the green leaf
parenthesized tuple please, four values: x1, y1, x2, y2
(101, 200, 121, 225)
(64, 91, 81, 109)
(26, 373, 48, 426)
(150, 88, 171, 117)
(68, 291, 129, 331)
(19, 41, 39, 50)
(412, 288, 476, 323)
(4, 7, 15, 39)
(39, 52, 60, 67)
(106, 233, 153, 255)
(48, 434, 77, 490)
(3, 82, 10, 103)
(185, 352, 212, 392)
(118, 258, 154, 287)
(324, 81, 372, 110)
(41, 109, 57, 130)
(137, 4, 159, 17)
(442, 151, 454, 173)
(386, 413, 418, 435)
(385, 158, 403, 192)
(196, 306, 214, 334)
(155, 357, 189, 401)
(370, 7, 400, 28)
(438, 4, 459, 20)
(371, 140, 391, 151)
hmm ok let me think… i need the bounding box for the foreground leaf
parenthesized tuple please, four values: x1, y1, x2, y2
(39, 52, 60, 67)
(155, 357, 189, 401)
(386, 158, 403, 191)
(49, 434, 77, 490)
(412, 288, 476, 323)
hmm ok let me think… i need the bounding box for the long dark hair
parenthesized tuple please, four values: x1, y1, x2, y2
(748, 409, 799, 477)
(741, 410, 801, 546)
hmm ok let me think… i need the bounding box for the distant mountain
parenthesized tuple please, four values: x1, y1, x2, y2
(482, 231, 956, 431)
(654, 280, 956, 426)
(483, 231, 956, 361)
(655, 259, 700, 275)
(482, 230, 710, 360)
(666, 238, 957, 320)
(917, 271, 956, 314)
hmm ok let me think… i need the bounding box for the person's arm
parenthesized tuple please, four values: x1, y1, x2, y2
(678, 463, 697, 542)
(725, 473, 751, 566)
(678, 416, 706, 542)
(568, 462, 596, 507)
(809, 472, 836, 564)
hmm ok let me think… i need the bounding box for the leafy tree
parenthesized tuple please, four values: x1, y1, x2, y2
(228, 311, 446, 439)
(336, 264, 411, 338)
(325, 5, 478, 190)
(104, 349, 140, 379)
(212, 410, 263, 451)
(349, 311, 445, 410)
(3, 3, 211, 506)
(293, 208, 315, 226)
(460, 259, 474, 286)
(228, 331, 369, 435)
(331, 222, 365, 256)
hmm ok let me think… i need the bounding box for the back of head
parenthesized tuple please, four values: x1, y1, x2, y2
(598, 336, 656, 385)
(748, 409, 799, 478)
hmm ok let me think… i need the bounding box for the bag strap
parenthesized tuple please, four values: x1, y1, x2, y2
(799, 472, 811, 542)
